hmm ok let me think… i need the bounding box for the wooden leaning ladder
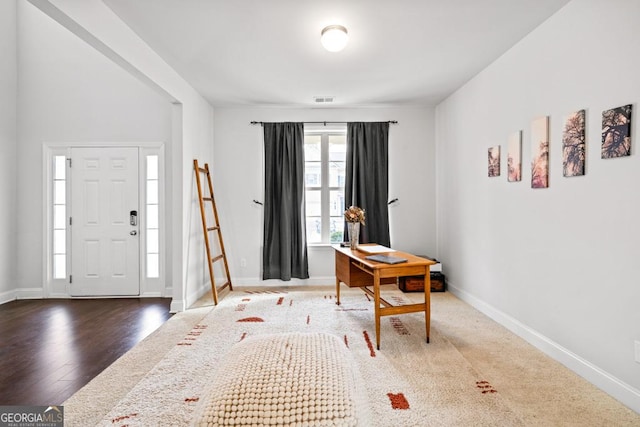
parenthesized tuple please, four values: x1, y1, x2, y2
(193, 159, 232, 304)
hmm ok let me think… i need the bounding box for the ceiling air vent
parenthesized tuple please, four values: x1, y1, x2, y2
(314, 96, 334, 103)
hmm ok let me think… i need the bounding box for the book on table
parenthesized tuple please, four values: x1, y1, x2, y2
(357, 245, 396, 254)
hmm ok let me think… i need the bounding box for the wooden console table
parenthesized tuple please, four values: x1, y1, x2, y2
(334, 244, 436, 349)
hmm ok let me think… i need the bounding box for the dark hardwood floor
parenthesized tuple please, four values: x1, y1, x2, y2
(0, 298, 172, 406)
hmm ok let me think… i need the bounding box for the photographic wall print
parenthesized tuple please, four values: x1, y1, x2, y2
(507, 131, 522, 182)
(602, 104, 632, 158)
(488, 146, 501, 177)
(562, 109, 586, 177)
(531, 116, 549, 189)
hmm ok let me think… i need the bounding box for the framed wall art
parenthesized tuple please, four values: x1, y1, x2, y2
(531, 116, 549, 189)
(507, 131, 522, 182)
(562, 109, 586, 176)
(601, 104, 632, 158)
(488, 146, 500, 177)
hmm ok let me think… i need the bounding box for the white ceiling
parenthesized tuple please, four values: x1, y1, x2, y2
(103, 0, 571, 108)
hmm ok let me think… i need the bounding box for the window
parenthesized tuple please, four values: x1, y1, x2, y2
(146, 155, 160, 278)
(304, 131, 346, 244)
(52, 155, 67, 279)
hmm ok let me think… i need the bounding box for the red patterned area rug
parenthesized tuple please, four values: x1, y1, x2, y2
(62, 286, 640, 426)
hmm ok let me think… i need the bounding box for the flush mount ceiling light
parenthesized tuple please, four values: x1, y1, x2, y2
(321, 25, 348, 52)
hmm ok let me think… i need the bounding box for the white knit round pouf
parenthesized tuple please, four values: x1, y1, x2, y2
(194, 332, 363, 426)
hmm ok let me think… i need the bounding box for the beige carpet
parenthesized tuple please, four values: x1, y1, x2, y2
(63, 286, 639, 426)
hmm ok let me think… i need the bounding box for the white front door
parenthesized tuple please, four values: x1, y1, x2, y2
(70, 147, 140, 296)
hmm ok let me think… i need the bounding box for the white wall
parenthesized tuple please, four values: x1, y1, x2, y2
(0, 0, 17, 302)
(213, 107, 436, 285)
(16, 1, 172, 297)
(435, 0, 640, 411)
(25, 0, 215, 311)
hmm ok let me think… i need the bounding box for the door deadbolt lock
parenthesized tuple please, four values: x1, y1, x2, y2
(130, 210, 138, 226)
(130, 230, 137, 236)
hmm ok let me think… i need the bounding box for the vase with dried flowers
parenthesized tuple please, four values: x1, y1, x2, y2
(344, 206, 365, 250)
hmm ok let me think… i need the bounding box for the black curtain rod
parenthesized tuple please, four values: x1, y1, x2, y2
(250, 120, 398, 126)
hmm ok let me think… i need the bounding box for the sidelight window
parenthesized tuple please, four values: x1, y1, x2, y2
(52, 155, 67, 279)
(145, 155, 160, 278)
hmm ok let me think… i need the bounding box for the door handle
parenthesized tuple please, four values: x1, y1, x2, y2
(130, 230, 137, 236)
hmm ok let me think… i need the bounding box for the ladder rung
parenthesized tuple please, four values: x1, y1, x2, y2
(198, 167, 208, 173)
(207, 226, 220, 231)
(211, 254, 225, 263)
(203, 197, 213, 201)
(218, 281, 231, 291)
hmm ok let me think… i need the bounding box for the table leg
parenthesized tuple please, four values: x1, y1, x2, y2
(336, 277, 341, 306)
(374, 271, 381, 350)
(424, 267, 431, 344)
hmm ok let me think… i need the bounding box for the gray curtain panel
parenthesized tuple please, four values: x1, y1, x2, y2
(344, 122, 391, 247)
(262, 122, 309, 280)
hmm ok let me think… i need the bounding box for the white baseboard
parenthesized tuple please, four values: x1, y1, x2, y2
(163, 286, 173, 298)
(16, 288, 44, 299)
(231, 276, 335, 287)
(0, 289, 17, 305)
(447, 281, 640, 414)
(175, 281, 211, 312)
(3, 285, 177, 313)
(170, 299, 185, 313)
